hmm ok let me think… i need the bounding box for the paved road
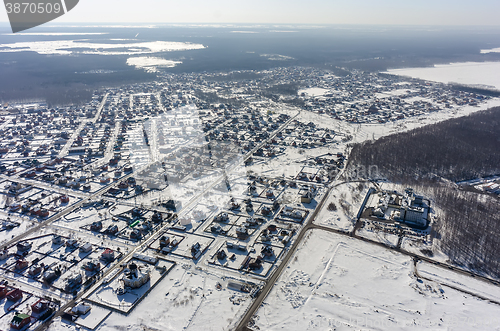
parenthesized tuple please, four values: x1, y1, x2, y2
(235, 184, 334, 331)
(15, 106, 499, 330)
(313, 223, 500, 289)
(413, 259, 500, 306)
(58, 93, 109, 158)
(0, 174, 90, 199)
(236, 180, 500, 331)
(31, 109, 302, 330)
(91, 93, 109, 124)
(1, 170, 136, 250)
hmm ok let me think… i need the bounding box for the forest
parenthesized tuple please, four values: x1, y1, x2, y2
(347, 106, 500, 278)
(348, 106, 500, 182)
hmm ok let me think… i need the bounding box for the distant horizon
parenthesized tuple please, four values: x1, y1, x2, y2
(2, 22, 500, 28)
(2, 0, 500, 27)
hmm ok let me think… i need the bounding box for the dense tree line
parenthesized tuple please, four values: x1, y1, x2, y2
(450, 84, 500, 97)
(433, 186, 500, 277)
(347, 106, 500, 182)
(410, 182, 500, 278)
(347, 107, 500, 278)
(193, 91, 247, 107)
(265, 83, 299, 96)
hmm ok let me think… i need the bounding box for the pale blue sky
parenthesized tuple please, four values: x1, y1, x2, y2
(2, 0, 500, 25)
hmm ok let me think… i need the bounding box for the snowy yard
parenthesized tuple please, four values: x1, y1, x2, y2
(253, 229, 500, 330)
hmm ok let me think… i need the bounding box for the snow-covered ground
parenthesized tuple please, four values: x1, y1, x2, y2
(48, 265, 255, 331)
(5, 61, 500, 331)
(351, 97, 500, 143)
(127, 56, 182, 72)
(0, 40, 205, 56)
(298, 88, 330, 97)
(481, 47, 500, 54)
(385, 62, 500, 90)
(418, 262, 500, 303)
(356, 226, 400, 247)
(313, 182, 366, 232)
(274, 96, 500, 147)
(253, 229, 500, 330)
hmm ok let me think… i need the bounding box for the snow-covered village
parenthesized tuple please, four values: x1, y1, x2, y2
(0, 64, 500, 331)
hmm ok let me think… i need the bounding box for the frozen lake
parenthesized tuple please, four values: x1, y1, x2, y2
(385, 61, 500, 90)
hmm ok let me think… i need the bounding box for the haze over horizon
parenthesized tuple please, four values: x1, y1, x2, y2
(1, 0, 500, 27)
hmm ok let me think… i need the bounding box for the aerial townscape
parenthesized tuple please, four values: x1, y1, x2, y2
(1, 0, 500, 325)
(0, 59, 499, 331)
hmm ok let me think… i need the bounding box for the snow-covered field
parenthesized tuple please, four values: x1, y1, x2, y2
(253, 229, 500, 330)
(418, 262, 500, 303)
(313, 182, 366, 232)
(49, 265, 255, 331)
(298, 88, 330, 97)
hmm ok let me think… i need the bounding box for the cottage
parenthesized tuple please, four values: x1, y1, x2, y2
(84, 260, 100, 272)
(214, 212, 229, 222)
(105, 225, 118, 235)
(152, 212, 162, 223)
(191, 242, 201, 256)
(16, 241, 32, 252)
(261, 206, 272, 216)
(217, 249, 227, 260)
(131, 207, 142, 217)
(15, 259, 28, 270)
(101, 248, 115, 261)
(64, 273, 82, 291)
(71, 303, 91, 315)
(28, 264, 43, 276)
(31, 299, 49, 314)
(43, 266, 62, 284)
(10, 313, 30, 330)
(121, 262, 150, 288)
(66, 238, 78, 247)
(79, 243, 92, 253)
(6, 288, 23, 301)
(130, 229, 141, 239)
(236, 227, 248, 239)
(52, 235, 64, 245)
(9, 203, 21, 212)
(0, 248, 9, 259)
(39, 209, 49, 218)
(261, 246, 274, 257)
(90, 221, 102, 232)
(301, 191, 313, 204)
(159, 236, 170, 247)
(0, 286, 8, 298)
(248, 257, 263, 270)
